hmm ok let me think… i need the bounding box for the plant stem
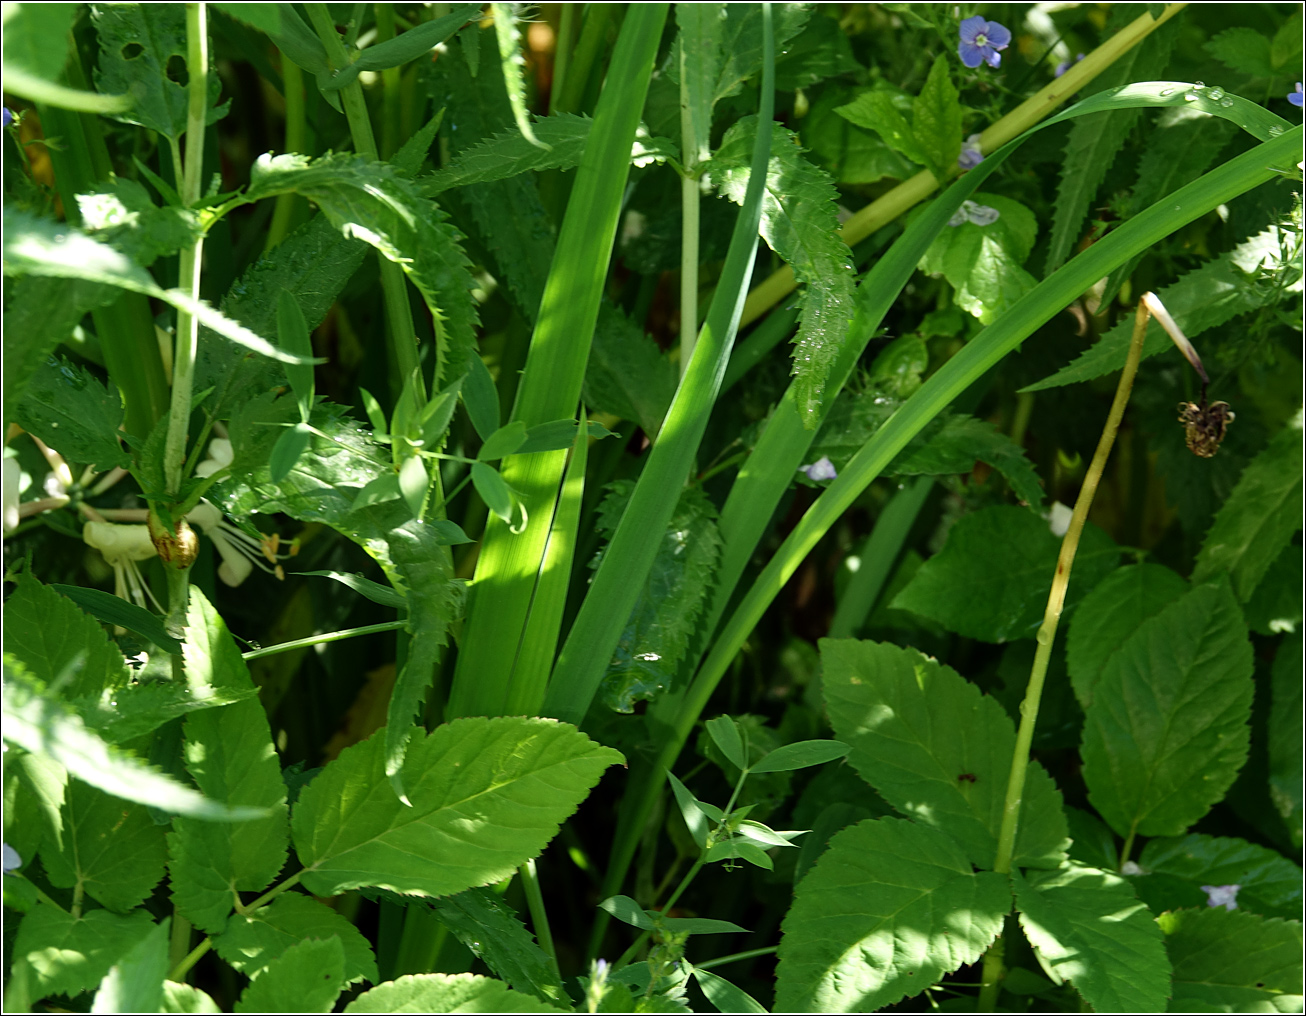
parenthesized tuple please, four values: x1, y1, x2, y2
(307, 2, 424, 406)
(736, 4, 1189, 330)
(265, 59, 306, 251)
(678, 30, 702, 375)
(518, 858, 559, 972)
(976, 297, 1151, 1013)
(694, 946, 778, 971)
(375, 4, 402, 160)
(240, 621, 408, 660)
(168, 937, 212, 983)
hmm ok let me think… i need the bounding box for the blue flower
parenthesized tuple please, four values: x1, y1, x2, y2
(949, 200, 1001, 227)
(1290, 82, 1303, 107)
(958, 16, 1011, 69)
(800, 456, 837, 482)
(958, 133, 984, 170)
(1201, 883, 1240, 911)
(2, 843, 20, 874)
(2, 108, 12, 129)
(1054, 53, 1085, 77)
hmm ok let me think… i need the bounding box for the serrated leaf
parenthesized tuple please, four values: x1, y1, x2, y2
(428, 887, 567, 1007)
(890, 414, 1045, 508)
(1026, 225, 1303, 391)
(234, 936, 346, 1014)
(345, 972, 572, 1014)
(1269, 633, 1303, 844)
(2, 275, 113, 411)
(5, 749, 67, 863)
(712, 3, 810, 105)
(1066, 563, 1189, 708)
(291, 719, 622, 898)
(834, 90, 929, 167)
(582, 303, 677, 438)
(1244, 542, 1302, 636)
(1133, 832, 1303, 919)
(213, 892, 376, 985)
(710, 116, 856, 424)
(1081, 579, 1254, 838)
(15, 906, 155, 1001)
(911, 56, 962, 181)
(1014, 864, 1170, 1013)
(162, 980, 221, 1013)
(822, 638, 1069, 869)
(42, 781, 166, 913)
(1206, 27, 1276, 78)
(891, 505, 1120, 643)
(772, 6, 859, 92)
(592, 482, 723, 713)
(77, 178, 205, 268)
(322, 3, 480, 89)
(677, 4, 724, 165)
(1161, 907, 1303, 1011)
(749, 739, 849, 774)
(775, 817, 1009, 1013)
(91, 3, 229, 141)
(918, 193, 1039, 324)
(91, 915, 169, 1016)
(1192, 415, 1303, 602)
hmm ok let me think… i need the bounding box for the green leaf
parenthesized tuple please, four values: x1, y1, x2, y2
(822, 638, 1069, 870)
(711, 117, 856, 423)
(1081, 579, 1254, 838)
(77, 178, 205, 268)
(676, 4, 724, 165)
(492, 3, 547, 151)
(665, 771, 714, 850)
(515, 418, 610, 455)
(14, 905, 156, 1001)
(592, 482, 723, 713)
(213, 892, 377, 986)
(41, 781, 166, 913)
(690, 966, 767, 1014)
(750, 740, 849, 774)
(471, 461, 513, 524)
(1025, 225, 1303, 391)
(233, 936, 346, 1014)
(804, 86, 917, 185)
(834, 90, 930, 167)
(91, 916, 169, 1016)
(345, 972, 571, 1014)
(910, 56, 962, 181)
(1244, 543, 1302, 636)
(918, 193, 1039, 324)
(1160, 906, 1304, 1011)
(463, 353, 502, 443)
(1, 3, 129, 114)
(292, 719, 622, 898)
(771, 7, 859, 92)
(1065, 563, 1189, 708)
(91, 3, 229, 141)
(1192, 415, 1304, 603)
(712, 3, 809, 105)
(1132, 833, 1303, 920)
(323, 4, 481, 90)
(297, 571, 406, 610)
(50, 585, 183, 654)
(2, 275, 113, 412)
(1013, 864, 1170, 1013)
(890, 414, 1045, 508)
(660, 915, 750, 935)
(705, 716, 747, 772)
(1206, 27, 1276, 78)
(599, 895, 656, 931)
(268, 422, 314, 484)
(582, 303, 677, 438)
(890, 505, 1120, 643)
(277, 290, 314, 423)
(428, 887, 567, 1007)
(5, 749, 67, 864)
(211, 3, 328, 75)
(162, 980, 222, 1013)
(1269, 633, 1303, 845)
(479, 423, 527, 462)
(775, 817, 1009, 1012)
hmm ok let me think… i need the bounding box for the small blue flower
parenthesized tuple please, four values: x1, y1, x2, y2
(1289, 82, 1303, 108)
(1054, 53, 1085, 78)
(801, 456, 837, 482)
(1201, 883, 1240, 911)
(2, 108, 12, 129)
(949, 200, 1001, 227)
(2, 843, 21, 874)
(958, 133, 984, 170)
(958, 16, 1011, 70)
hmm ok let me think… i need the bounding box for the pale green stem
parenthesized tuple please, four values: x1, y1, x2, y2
(694, 946, 777, 971)
(167, 870, 304, 983)
(240, 620, 407, 660)
(265, 59, 306, 251)
(518, 858, 559, 972)
(168, 912, 193, 973)
(976, 298, 1151, 1012)
(375, 4, 402, 159)
(678, 38, 700, 375)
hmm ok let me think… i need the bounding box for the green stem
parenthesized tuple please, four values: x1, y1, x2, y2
(375, 4, 402, 159)
(976, 297, 1150, 1013)
(548, 4, 576, 116)
(678, 30, 701, 375)
(168, 937, 211, 983)
(694, 946, 777, 971)
(518, 858, 559, 973)
(168, 912, 193, 974)
(307, 2, 424, 406)
(265, 59, 306, 251)
(240, 621, 408, 660)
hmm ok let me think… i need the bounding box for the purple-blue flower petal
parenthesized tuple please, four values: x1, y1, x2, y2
(958, 42, 984, 69)
(959, 15, 988, 43)
(985, 21, 1012, 48)
(1290, 83, 1304, 108)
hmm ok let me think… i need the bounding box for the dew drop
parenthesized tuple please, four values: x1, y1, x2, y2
(1183, 90, 1199, 102)
(1036, 629, 1052, 647)
(1268, 124, 1285, 136)
(1207, 86, 1225, 100)
(1194, 80, 1205, 89)
(1159, 86, 1176, 96)
(1219, 97, 1235, 108)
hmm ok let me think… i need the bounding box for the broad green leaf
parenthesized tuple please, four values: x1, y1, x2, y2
(1082, 579, 1254, 838)
(323, 3, 480, 89)
(268, 422, 313, 483)
(291, 719, 622, 898)
(51, 585, 183, 655)
(91, 3, 229, 141)
(1043, 10, 1176, 276)
(1064, 806, 1119, 873)
(2, 3, 128, 113)
(690, 966, 767, 1014)
(676, 4, 724, 165)
(162, 980, 222, 1014)
(1132, 833, 1303, 919)
(712, 116, 856, 423)
(822, 638, 1069, 869)
(591, 482, 723, 713)
(582, 303, 677, 438)
(750, 740, 850, 774)
(890, 505, 1120, 643)
(889, 414, 1045, 508)
(428, 887, 567, 1007)
(397, 452, 428, 519)
(233, 936, 346, 1014)
(834, 90, 930, 167)
(1066, 563, 1189, 708)
(479, 424, 528, 462)
(13, 904, 156, 1001)
(1025, 225, 1303, 391)
(1192, 414, 1304, 603)
(804, 86, 916, 184)
(277, 290, 314, 423)
(1244, 543, 1302, 636)
(771, 6, 859, 92)
(712, 3, 809, 105)
(1161, 907, 1303, 1011)
(1206, 27, 1276, 78)
(213, 892, 377, 985)
(91, 916, 169, 1016)
(41, 781, 166, 913)
(1269, 634, 1303, 845)
(1013, 864, 1169, 1014)
(775, 817, 1009, 1013)
(600, 895, 656, 931)
(77, 178, 204, 268)
(2, 275, 113, 412)
(910, 56, 962, 181)
(4, 749, 67, 863)
(705, 716, 747, 772)
(918, 193, 1039, 324)
(345, 972, 571, 1014)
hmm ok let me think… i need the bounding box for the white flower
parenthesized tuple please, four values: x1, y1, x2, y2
(948, 200, 1001, 227)
(187, 501, 294, 586)
(800, 456, 838, 482)
(83, 520, 163, 612)
(1120, 860, 1145, 875)
(195, 437, 234, 478)
(3, 456, 22, 534)
(1201, 884, 1241, 911)
(1046, 502, 1073, 537)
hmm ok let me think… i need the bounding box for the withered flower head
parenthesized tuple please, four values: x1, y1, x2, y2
(1178, 399, 1234, 458)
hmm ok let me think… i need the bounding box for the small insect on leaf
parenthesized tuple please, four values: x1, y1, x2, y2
(958, 773, 977, 783)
